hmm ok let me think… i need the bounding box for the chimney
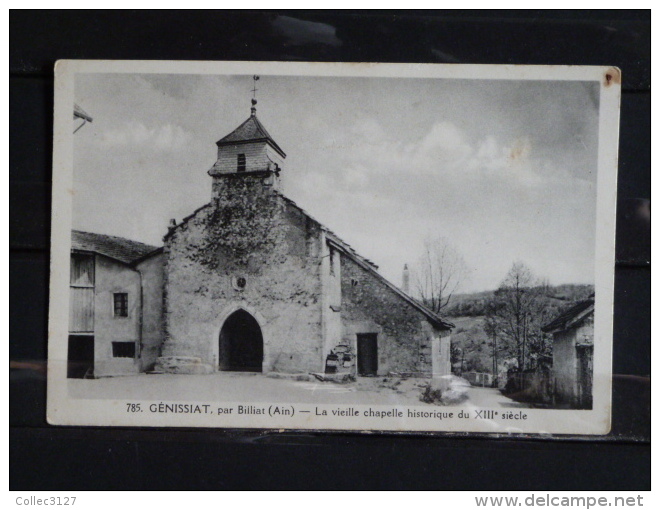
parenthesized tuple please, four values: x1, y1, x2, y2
(402, 264, 410, 294)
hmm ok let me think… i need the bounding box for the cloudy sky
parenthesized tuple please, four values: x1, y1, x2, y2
(72, 72, 600, 293)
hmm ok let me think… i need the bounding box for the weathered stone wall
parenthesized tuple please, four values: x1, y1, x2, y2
(552, 315, 594, 407)
(339, 255, 440, 375)
(552, 329, 576, 404)
(93, 255, 141, 376)
(162, 174, 325, 373)
(136, 252, 165, 371)
(321, 241, 343, 366)
(576, 315, 594, 345)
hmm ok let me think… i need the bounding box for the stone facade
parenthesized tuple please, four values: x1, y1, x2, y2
(92, 254, 143, 376)
(552, 314, 594, 408)
(159, 173, 327, 374)
(338, 254, 449, 376)
(158, 178, 452, 376)
(543, 297, 595, 409)
(135, 252, 165, 372)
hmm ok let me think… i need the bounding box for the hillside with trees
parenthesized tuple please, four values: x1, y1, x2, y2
(408, 237, 594, 380)
(440, 265, 593, 378)
(444, 283, 595, 318)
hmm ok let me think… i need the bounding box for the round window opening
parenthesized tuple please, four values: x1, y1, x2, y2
(232, 275, 248, 291)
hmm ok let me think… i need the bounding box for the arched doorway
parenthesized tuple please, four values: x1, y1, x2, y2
(218, 309, 263, 372)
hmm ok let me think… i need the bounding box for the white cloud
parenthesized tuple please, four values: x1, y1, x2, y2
(98, 121, 193, 152)
(416, 121, 473, 164)
(324, 117, 561, 190)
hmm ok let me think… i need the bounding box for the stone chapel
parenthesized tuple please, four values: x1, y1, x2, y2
(69, 96, 453, 379)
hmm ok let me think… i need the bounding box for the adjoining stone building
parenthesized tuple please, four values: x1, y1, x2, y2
(542, 296, 595, 409)
(68, 231, 164, 378)
(69, 101, 454, 379)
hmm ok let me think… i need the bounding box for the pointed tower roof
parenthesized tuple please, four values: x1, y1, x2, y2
(216, 114, 286, 158)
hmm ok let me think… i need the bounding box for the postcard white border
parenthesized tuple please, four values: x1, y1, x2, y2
(48, 60, 620, 435)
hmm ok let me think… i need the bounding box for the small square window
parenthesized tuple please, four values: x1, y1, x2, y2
(112, 342, 135, 358)
(237, 154, 246, 172)
(113, 293, 128, 317)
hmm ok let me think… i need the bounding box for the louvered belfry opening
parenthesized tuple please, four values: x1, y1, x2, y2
(237, 153, 246, 172)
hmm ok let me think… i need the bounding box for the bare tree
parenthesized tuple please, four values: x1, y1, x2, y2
(483, 299, 503, 385)
(413, 236, 468, 314)
(492, 262, 550, 371)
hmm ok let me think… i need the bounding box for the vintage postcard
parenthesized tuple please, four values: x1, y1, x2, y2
(48, 61, 620, 434)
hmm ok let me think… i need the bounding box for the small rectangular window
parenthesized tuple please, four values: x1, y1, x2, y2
(112, 341, 135, 358)
(237, 154, 246, 172)
(113, 293, 128, 317)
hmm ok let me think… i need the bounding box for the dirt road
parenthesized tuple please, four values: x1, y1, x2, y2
(68, 372, 531, 409)
(68, 372, 431, 406)
(465, 386, 532, 408)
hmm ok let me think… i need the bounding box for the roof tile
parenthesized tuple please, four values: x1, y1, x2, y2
(216, 115, 286, 157)
(542, 297, 595, 333)
(72, 230, 160, 265)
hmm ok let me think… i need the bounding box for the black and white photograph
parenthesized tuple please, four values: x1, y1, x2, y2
(47, 61, 620, 434)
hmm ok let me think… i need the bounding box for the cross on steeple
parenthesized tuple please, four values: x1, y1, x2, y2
(250, 75, 259, 116)
(251, 75, 259, 98)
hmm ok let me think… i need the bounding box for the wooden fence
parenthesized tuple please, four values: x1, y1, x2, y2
(463, 371, 495, 387)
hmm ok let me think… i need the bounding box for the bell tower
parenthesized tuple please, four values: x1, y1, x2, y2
(208, 76, 286, 197)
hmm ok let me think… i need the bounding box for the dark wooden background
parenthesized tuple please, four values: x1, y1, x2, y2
(10, 10, 650, 490)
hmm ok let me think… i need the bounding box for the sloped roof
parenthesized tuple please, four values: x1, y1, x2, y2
(273, 191, 379, 270)
(216, 114, 286, 157)
(274, 191, 454, 330)
(72, 230, 161, 265)
(542, 297, 595, 333)
(73, 103, 93, 122)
